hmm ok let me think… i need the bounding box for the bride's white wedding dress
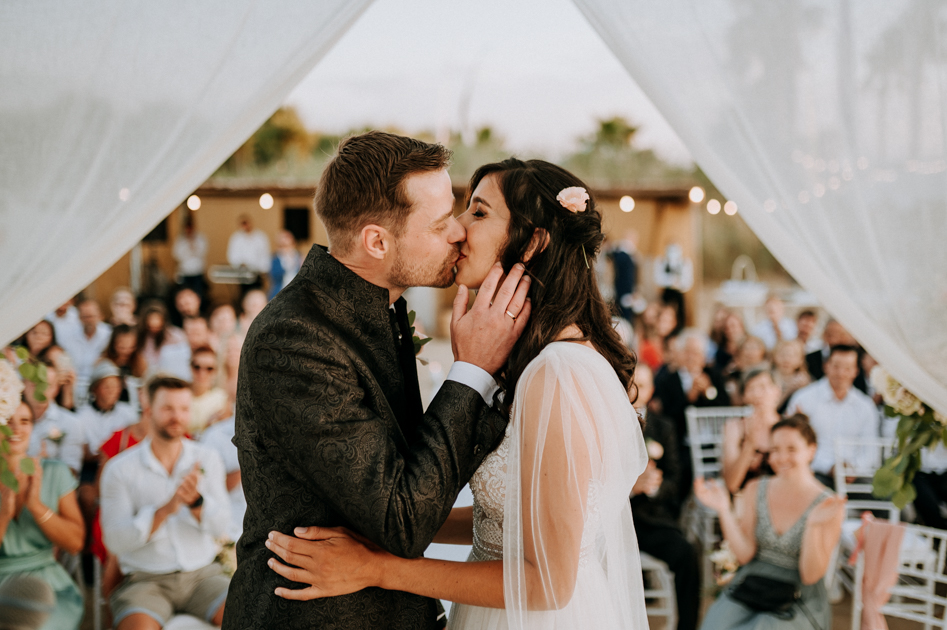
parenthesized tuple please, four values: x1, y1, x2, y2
(449, 342, 649, 629)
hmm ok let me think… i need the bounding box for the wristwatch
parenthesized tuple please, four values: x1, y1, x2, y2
(189, 495, 204, 509)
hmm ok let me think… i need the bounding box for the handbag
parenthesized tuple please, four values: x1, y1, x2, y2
(728, 574, 822, 630)
(729, 574, 799, 614)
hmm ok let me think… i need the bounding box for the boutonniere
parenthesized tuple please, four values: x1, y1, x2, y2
(408, 310, 432, 359)
(645, 438, 664, 461)
(46, 427, 65, 445)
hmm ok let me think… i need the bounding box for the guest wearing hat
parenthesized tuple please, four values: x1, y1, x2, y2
(75, 361, 139, 459)
(0, 575, 56, 630)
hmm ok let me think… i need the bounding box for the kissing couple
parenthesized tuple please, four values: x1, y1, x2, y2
(221, 131, 649, 630)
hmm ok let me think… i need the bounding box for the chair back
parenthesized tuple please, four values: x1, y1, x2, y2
(685, 406, 752, 480)
(854, 522, 947, 629)
(834, 436, 901, 521)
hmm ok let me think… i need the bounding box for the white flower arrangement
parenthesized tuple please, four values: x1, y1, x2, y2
(0, 358, 24, 425)
(871, 366, 947, 507)
(709, 541, 740, 587)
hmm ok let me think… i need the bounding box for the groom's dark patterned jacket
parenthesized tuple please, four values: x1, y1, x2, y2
(222, 246, 507, 630)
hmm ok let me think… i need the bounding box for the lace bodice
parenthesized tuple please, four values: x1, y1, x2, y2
(468, 419, 602, 565)
(755, 477, 830, 570)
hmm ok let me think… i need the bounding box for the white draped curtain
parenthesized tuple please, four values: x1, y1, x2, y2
(0, 0, 373, 345)
(575, 0, 947, 415)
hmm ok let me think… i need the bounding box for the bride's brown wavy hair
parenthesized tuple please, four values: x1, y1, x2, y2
(466, 158, 637, 414)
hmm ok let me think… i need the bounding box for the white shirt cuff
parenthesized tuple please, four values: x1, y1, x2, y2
(446, 362, 499, 405)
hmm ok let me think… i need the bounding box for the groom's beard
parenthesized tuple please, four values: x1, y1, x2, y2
(389, 243, 459, 290)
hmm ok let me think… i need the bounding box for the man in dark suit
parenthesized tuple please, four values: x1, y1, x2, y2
(652, 329, 729, 502)
(632, 364, 700, 630)
(223, 132, 531, 630)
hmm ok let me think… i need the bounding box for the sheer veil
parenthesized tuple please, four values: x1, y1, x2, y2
(501, 342, 649, 629)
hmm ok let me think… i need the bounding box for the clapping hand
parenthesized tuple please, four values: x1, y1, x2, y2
(174, 463, 202, 509)
(266, 526, 386, 600)
(807, 495, 847, 529)
(632, 460, 663, 497)
(25, 458, 44, 512)
(694, 477, 731, 513)
(0, 483, 15, 522)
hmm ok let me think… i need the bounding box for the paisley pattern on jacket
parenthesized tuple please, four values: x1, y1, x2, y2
(223, 245, 508, 630)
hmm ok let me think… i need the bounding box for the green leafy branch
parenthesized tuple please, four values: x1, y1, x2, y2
(872, 405, 946, 509)
(407, 310, 432, 357)
(0, 348, 46, 490)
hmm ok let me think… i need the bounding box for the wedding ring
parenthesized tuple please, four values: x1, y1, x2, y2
(505, 310, 517, 321)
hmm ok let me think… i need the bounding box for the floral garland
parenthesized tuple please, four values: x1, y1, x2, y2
(871, 367, 947, 508)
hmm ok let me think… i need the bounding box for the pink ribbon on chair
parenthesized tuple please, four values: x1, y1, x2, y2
(848, 513, 905, 630)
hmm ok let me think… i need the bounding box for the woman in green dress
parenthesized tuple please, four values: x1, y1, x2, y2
(1, 399, 86, 630)
(694, 414, 847, 630)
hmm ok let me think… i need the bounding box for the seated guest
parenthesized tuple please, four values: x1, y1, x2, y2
(713, 311, 746, 373)
(0, 400, 85, 630)
(786, 345, 880, 487)
(75, 361, 139, 458)
(796, 309, 820, 353)
(630, 364, 700, 630)
(102, 324, 147, 407)
(171, 287, 203, 329)
(109, 288, 138, 327)
(236, 289, 267, 336)
(722, 369, 782, 493)
(638, 303, 677, 371)
(804, 319, 869, 394)
(92, 383, 154, 602)
(772, 339, 811, 409)
(706, 306, 731, 363)
(58, 298, 112, 407)
(138, 302, 191, 380)
(654, 329, 730, 499)
(750, 295, 797, 351)
(16, 321, 78, 412)
(46, 298, 81, 342)
(188, 347, 229, 436)
(183, 316, 213, 353)
(24, 361, 83, 475)
(722, 335, 768, 405)
(695, 416, 846, 630)
(100, 377, 230, 629)
(200, 414, 243, 541)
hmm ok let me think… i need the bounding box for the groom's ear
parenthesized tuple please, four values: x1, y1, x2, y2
(360, 224, 391, 260)
(522, 228, 550, 263)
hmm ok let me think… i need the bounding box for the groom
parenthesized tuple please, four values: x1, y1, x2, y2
(222, 132, 531, 630)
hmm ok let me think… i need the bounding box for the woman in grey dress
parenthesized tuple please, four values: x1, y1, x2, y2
(694, 414, 846, 630)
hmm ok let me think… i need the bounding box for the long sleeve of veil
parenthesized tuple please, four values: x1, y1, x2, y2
(502, 344, 650, 629)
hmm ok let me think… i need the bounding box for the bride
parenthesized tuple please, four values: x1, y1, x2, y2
(265, 159, 649, 629)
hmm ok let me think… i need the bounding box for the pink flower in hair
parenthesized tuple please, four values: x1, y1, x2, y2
(557, 187, 589, 213)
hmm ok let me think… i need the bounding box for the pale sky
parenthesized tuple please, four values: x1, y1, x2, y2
(284, 0, 693, 164)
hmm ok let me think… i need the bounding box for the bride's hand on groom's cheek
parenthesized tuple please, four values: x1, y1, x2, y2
(266, 526, 384, 600)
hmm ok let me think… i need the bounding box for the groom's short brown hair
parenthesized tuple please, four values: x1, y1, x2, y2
(315, 131, 452, 256)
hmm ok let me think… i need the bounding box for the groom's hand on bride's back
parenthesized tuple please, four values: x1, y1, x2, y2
(451, 262, 531, 376)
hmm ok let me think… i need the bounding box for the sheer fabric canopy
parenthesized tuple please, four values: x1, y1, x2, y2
(575, 0, 947, 415)
(0, 0, 372, 345)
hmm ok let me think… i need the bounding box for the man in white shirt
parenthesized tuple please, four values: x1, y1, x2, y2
(172, 215, 209, 297)
(750, 295, 798, 350)
(200, 415, 243, 541)
(785, 345, 880, 487)
(226, 215, 270, 296)
(101, 376, 231, 629)
(59, 298, 112, 405)
(24, 360, 83, 474)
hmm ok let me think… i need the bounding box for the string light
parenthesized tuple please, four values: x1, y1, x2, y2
(724, 201, 738, 215)
(688, 186, 705, 203)
(259, 193, 274, 209)
(707, 199, 721, 215)
(619, 195, 635, 212)
(186, 195, 201, 211)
